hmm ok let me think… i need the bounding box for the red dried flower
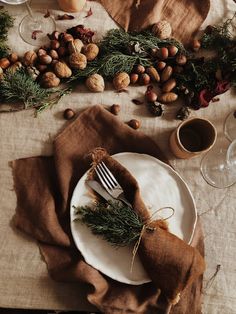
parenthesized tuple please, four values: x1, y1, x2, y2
(84, 7, 93, 18)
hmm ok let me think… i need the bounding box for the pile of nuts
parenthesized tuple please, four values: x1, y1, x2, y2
(0, 52, 22, 79)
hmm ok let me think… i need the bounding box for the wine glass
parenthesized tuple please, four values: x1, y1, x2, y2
(200, 110, 236, 188)
(1, 0, 56, 46)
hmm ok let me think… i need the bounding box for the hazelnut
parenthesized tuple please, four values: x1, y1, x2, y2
(39, 54, 52, 65)
(145, 90, 158, 102)
(60, 32, 74, 44)
(128, 119, 141, 130)
(113, 72, 130, 90)
(57, 46, 67, 58)
(54, 61, 72, 78)
(82, 43, 99, 61)
(158, 47, 169, 60)
(176, 54, 187, 65)
(69, 52, 87, 69)
(68, 39, 84, 54)
(133, 64, 145, 74)
(152, 20, 172, 39)
(50, 39, 60, 50)
(161, 65, 173, 82)
(110, 104, 120, 115)
(130, 73, 139, 84)
(162, 78, 176, 92)
(168, 45, 178, 57)
(139, 73, 150, 85)
(49, 31, 60, 40)
(0, 58, 10, 69)
(37, 48, 47, 57)
(49, 49, 59, 60)
(23, 51, 37, 66)
(63, 108, 75, 120)
(36, 64, 48, 72)
(158, 92, 178, 103)
(41, 72, 60, 88)
(86, 73, 105, 92)
(8, 52, 18, 63)
(191, 39, 201, 52)
(156, 61, 166, 71)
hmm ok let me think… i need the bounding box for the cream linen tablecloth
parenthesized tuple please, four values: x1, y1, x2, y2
(0, 0, 235, 313)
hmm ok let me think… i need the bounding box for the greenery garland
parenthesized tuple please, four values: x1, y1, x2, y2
(0, 7, 14, 58)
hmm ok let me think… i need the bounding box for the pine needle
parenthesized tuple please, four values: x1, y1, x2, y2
(0, 8, 14, 58)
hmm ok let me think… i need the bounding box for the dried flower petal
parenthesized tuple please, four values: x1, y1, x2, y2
(115, 89, 129, 93)
(44, 10, 50, 18)
(58, 14, 74, 20)
(132, 99, 143, 105)
(211, 97, 220, 102)
(67, 24, 94, 43)
(31, 30, 43, 40)
(84, 7, 93, 18)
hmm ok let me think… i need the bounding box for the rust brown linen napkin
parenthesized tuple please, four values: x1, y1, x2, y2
(99, 0, 210, 44)
(12, 105, 205, 314)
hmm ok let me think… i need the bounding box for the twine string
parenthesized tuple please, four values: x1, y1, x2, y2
(130, 206, 175, 273)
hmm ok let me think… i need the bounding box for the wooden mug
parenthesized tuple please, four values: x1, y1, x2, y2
(169, 118, 217, 159)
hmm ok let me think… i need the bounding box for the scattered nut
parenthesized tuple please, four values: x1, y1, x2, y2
(158, 47, 169, 60)
(23, 51, 37, 66)
(68, 39, 84, 54)
(113, 72, 130, 90)
(69, 52, 87, 69)
(0, 58, 10, 69)
(26, 66, 40, 80)
(128, 119, 141, 129)
(41, 72, 60, 88)
(139, 73, 150, 85)
(54, 61, 72, 78)
(0, 66, 3, 79)
(39, 54, 52, 65)
(37, 48, 47, 57)
(146, 66, 160, 82)
(36, 64, 48, 72)
(50, 39, 60, 50)
(133, 64, 145, 74)
(86, 73, 105, 92)
(8, 52, 18, 63)
(82, 43, 99, 61)
(161, 65, 173, 82)
(49, 49, 59, 60)
(156, 61, 166, 71)
(130, 73, 139, 84)
(158, 92, 178, 103)
(7, 61, 22, 74)
(191, 39, 201, 52)
(162, 78, 176, 92)
(49, 30, 60, 40)
(168, 45, 178, 57)
(152, 20, 172, 39)
(63, 108, 75, 120)
(57, 46, 67, 58)
(110, 104, 120, 115)
(60, 32, 74, 43)
(176, 54, 187, 65)
(145, 90, 158, 102)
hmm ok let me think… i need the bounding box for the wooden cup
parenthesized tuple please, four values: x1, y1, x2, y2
(169, 118, 217, 159)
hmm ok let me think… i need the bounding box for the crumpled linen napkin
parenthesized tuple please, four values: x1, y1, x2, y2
(99, 0, 210, 44)
(12, 105, 205, 314)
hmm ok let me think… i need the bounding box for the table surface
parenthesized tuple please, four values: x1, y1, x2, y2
(0, 0, 235, 313)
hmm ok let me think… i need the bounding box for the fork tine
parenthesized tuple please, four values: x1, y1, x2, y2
(95, 165, 113, 190)
(101, 162, 119, 186)
(97, 163, 115, 188)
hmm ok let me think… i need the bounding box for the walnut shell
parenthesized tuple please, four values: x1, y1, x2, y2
(152, 20, 172, 39)
(54, 61, 72, 78)
(7, 61, 22, 74)
(86, 73, 105, 92)
(23, 51, 37, 66)
(68, 39, 84, 54)
(69, 52, 87, 69)
(113, 72, 130, 90)
(82, 43, 99, 61)
(41, 72, 60, 88)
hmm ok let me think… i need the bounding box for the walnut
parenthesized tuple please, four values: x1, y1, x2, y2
(41, 72, 60, 88)
(82, 43, 99, 61)
(69, 52, 87, 69)
(54, 61, 72, 78)
(68, 39, 84, 54)
(86, 73, 105, 92)
(7, 61, 23, 74)
(23, 51, 37, 66)
(152, 20, 172, 39)
(113, 72, 130, 90)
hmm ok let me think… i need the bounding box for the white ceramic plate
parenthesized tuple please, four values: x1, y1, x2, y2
(70, 153, 197, 285)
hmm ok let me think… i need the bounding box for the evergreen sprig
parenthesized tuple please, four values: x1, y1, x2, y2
(74, 201, 144, 247)
(0, 8, 14, 58)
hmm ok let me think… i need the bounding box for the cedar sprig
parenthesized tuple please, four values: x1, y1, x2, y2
(0, 8, 14, 58)
(74, 201, 144, 247)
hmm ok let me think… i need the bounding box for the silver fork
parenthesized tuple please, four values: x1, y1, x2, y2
(95, 161, 132, 208)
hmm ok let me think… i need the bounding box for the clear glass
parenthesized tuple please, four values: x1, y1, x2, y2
(1, 0, 56, 46)
(200, 110, 236, 188)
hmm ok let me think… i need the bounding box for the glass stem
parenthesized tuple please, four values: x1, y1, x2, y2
(25, 1, 34, 19)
